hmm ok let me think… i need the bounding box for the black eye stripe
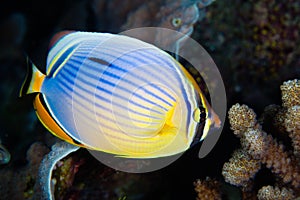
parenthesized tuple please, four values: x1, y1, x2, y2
(199, 106, 206, 122)
(199, 106, 205, 113)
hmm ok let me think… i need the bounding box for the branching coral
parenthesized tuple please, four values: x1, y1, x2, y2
(280, 79, 300, 108)
(195, 79, 300, 199)
(194, 177, 222, 200)
(222, 148, 261, 187)
(223, 79, 300, 198)
(257, 185, 295, 200)
(285, 105, 300, 158)
(226, 104, 300, 189)
(279, 79, 300, 158)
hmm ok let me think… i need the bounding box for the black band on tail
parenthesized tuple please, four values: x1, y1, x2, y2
(19, 56, 33, 97)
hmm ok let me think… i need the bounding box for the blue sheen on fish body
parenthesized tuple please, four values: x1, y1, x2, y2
(20, 31, 221, 158)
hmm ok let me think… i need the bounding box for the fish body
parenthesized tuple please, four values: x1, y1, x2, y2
(20, 31, 220, 158)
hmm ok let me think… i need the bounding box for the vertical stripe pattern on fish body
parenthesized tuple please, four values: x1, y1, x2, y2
(20, 31, 221, 158)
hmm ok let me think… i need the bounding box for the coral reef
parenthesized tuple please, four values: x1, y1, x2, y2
(194, 79, 300, 199)
(278, 79, 300, 158)
(257, 185, 295, 200)
(226, 103, 300, 189)
(248, 0, 300, 81)
(223, 79, 300, 198)
(33, 141, 79, 200)
(52, 155, 85, 199)
(222, 148, 261, 187)
(0, 0, 299, 199)
(193, 0, 300, 110)
(194, 177, 222, 200)
(0, 142, 49, 199)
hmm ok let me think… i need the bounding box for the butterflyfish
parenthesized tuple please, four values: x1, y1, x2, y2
(20, 31, 221, 158)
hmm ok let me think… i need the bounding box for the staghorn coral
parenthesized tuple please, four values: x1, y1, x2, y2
(280, 79, 300, 108)
(227, 103, 257, 135)
(280, 79, 300, 158)
(227, 103, 300, 189)
(194, 177, 222, 200)
(217, 79, 300, 199)
(285, 105, 300, 133)
(285, 105, 300, 158)
(222, 148, 261, 187)
(269, 79, 300, 158)
(257, 185, 295, 200)
(194, 79, 300, 199)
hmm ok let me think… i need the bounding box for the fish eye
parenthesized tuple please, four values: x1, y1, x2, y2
(171, 17, 182, 27)
(193, 106, 207, 123)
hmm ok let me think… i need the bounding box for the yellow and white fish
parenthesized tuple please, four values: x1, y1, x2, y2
(20, 31, 220, 158)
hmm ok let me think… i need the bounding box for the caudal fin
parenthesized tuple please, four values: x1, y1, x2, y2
(19, 57, 45, 97)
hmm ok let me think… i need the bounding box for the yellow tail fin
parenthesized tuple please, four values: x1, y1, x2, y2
(19, 57, 45, 97)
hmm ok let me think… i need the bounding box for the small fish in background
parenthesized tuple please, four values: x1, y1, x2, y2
(121, 0, 215, 53)
(90, 0, 215, 53)
(20, 31, 221, 158)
